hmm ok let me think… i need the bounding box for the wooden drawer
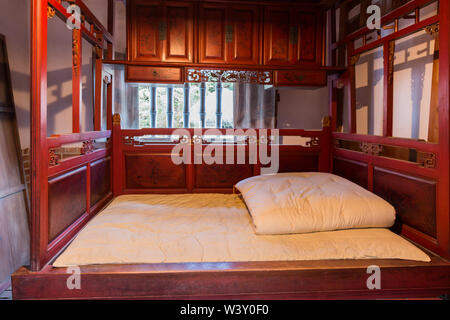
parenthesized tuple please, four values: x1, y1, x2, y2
(126, 66, 183, 83)
(275, 70, 326, 86)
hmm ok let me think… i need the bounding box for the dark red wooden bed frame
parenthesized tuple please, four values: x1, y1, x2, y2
(12, 0, 450, 299)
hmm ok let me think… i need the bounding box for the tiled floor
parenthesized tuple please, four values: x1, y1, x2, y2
(0, 287, 12, 300)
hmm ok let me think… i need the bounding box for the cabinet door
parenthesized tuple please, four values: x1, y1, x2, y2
(130, 0, 163, 61)
(163, 2, 194, 63)
(198, 3, 228, 64)
(228, 6, 260, 65)
(293, 9, 323, 65)
(263, 7, 294, 65)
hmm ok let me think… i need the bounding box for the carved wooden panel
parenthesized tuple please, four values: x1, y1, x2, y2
(90, 157, 111, 207)
(125, 154, 186, 189)
(163, 2, 194, 62)
(373, 167, 437, 238)
(48, 166, 87, 242)
(194, 164, 253, 188)
(198, 3, 227, 63)
(228, 5, 260, 65)
(126, 66, 183, 83)
(297, 11, 319, 62)
(263, 7, 292, 65)
(130, 0, 163, 61)
(333, 157, 368, 189)
(275, 70, 326, 86)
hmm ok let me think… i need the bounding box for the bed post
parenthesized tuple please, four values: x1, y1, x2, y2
(437, 0, 450, 258)
(30, 0, 48, 271)
(112, 113, 123, 196)
(318, 116, 332, 173)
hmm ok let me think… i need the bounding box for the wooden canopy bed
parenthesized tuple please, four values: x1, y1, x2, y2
(12, 0, 450, 299)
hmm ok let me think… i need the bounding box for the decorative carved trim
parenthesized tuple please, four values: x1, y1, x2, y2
(186, 68, 273, 84)
(360, 142, 383, 156)
(306, 137, 320, 147)
(417, 152, 436, 169)
(49, 149, 60, 166)
(72, 36, 80, 69)
(322, 116, 331, 128)
(103, 76, 111, 84)
(82, 140, 94, 154)
(349, 54, 360, 66)
(123, 136, 138, 146)
(47, 5, 56, 18)
(113, 113, 121, 126)
(387, 41, 395, 85)
(425, 23, 439, 36)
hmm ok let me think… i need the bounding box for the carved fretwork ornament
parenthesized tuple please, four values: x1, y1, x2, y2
(425, 23, 439, 36)
(360, 142, 383, 156)
(49, 149, 60, 166)
(417, 152, 436, 168)
(82, 139, 94, 154)
(306, 137, 320, 147)
(72, 36, 80, 69)
(113, 113, 121, 126)
(349, 54, 360, 66)
(47, 5, 56, 18)
(186, 68, 273, 84)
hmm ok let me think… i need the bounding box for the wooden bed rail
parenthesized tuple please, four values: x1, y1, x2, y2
(112, 114, 331, 196)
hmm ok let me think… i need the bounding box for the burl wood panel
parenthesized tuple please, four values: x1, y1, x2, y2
(132, 1, 162, 61)
(275, 70, 326, 86)
(126, 66, 182, 83)
(90, 157, 111, 207)
(333, 157, 368, 189)
(194, 164, 253, 188)
(263, 7, 292, 65)
(48, 166, 87, 242)
(228, 5, 260, 65)
(164, 2, 194, 62)
(125, 154, 186, 189)
(373, 167, 437, 238)
(198, 4, 227, 63)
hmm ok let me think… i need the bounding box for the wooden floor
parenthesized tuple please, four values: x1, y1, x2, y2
(0, 286, 12, 300)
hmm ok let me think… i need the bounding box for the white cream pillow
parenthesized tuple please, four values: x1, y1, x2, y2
(235, 172, 396, 235)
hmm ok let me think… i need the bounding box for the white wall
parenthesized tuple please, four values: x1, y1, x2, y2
(276, 87, 329, 129)
(0, 0, 30, 147)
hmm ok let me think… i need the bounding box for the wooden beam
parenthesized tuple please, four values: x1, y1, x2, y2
(30, 0, 49, 271)
(383, 41, 394, 137)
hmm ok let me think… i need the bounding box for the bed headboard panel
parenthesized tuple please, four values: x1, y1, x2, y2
(112, 115, 331, 195)
(332, 133, 443, 257)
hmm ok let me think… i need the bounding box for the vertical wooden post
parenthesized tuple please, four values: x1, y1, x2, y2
(107, 0, 115, 60)
(30, 0, 48, 271)
(216, 82, 222, 128)
(437, 0, 450, 258)
(383, 40, 394, 137)
(112, 113, 123, 196)
(94, 45, 103, 131)
(183, 83, 190, 128)
(167, 85, 173, 128)
(150, 85, 156, 128)
(200, 82, 206, 127)
(348, 43, 357, 134)
(72, 28, 82, 133)
(319, 116, 331, 173)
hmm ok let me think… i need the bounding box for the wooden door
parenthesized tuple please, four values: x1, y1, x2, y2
(227, 5, 260, 65)
(0, 35, 29, 293)
(293, 9, 323, 65)
(263, 7, 294, 65)
(198, 3, 228, 64)
(129, 0, 194, 63)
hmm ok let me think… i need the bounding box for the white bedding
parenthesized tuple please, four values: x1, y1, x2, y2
(53, 194, 430, 267)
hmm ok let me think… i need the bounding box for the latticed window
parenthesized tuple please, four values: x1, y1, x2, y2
(138, 83, 235, 129)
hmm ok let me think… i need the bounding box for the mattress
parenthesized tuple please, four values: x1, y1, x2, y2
(53, 194, 430, 267)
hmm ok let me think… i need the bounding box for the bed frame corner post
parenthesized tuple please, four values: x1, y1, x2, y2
(112, 113, 123, 196)
(30, 0, 49, 271)
(319, 116, 332, 173)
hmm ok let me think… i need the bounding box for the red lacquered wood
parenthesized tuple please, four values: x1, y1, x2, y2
(47, 131, 111, 148)
(383, 41, 393, 137)
(72, 28, 82, 133)
(198, 2, 227, 64)
(48, 149, 111, 178)
(30, 0, 48, 271)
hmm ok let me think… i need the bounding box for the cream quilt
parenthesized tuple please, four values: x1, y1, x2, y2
(53, 194, 430, 267)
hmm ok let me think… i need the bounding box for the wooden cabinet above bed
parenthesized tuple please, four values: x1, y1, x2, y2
(127, 0, 324, 72)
